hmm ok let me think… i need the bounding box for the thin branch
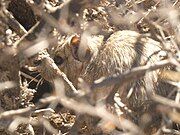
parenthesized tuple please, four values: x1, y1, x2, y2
(1, 6, 27, 36)
(91, 58, 177, 90)
(0, 107, 32, 119)
(152, 95, 180, 109)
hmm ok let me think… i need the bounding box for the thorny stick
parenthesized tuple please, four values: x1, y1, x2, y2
(173, 0, 179, 6)
(53, 79, 145, 135)
(0, 5, 27, 36)
(56, 68, 79, 94)
(8, 116, 58, 134)
(91, 58, 179, 90)
(153, 95, 180, 109)
(93, 58, 179, 106)
(36, 52, 79, 95)
(28, 0, 73, 34)
(0, 107, 32, 119)
(13, 21, 40, 48)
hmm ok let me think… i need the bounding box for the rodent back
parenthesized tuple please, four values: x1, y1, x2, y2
(81, 30, 162, 84)
(80, 30, 164, 107)
(53, 30, 166, 107)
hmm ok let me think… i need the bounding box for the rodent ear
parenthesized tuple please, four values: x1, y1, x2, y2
(70, 35, 92, 62)
(70, 35, 80, 61)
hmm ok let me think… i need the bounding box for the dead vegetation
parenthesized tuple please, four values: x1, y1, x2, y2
(0, 0, 179, 134)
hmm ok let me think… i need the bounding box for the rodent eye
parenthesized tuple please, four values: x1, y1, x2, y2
(54, 56, 64, 65)
(33, 59, 42, 66)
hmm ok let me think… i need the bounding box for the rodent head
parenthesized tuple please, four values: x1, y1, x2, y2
(52, 33, 104, 85)
(53, 33, 104, 66)
(69, 34, 93, 62)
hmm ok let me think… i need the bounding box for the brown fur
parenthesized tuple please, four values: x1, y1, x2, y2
(53, 31, 170, 107)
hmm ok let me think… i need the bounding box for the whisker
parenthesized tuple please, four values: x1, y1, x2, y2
(36, 78, 44, 90)
(20, 71, 39, 83)
(28, 73, 41, 85)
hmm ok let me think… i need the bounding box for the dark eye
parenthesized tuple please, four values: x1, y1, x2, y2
(70, 20, 75, 27)
(33, 59, 42, 66)
(54, 56, 64, 65)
